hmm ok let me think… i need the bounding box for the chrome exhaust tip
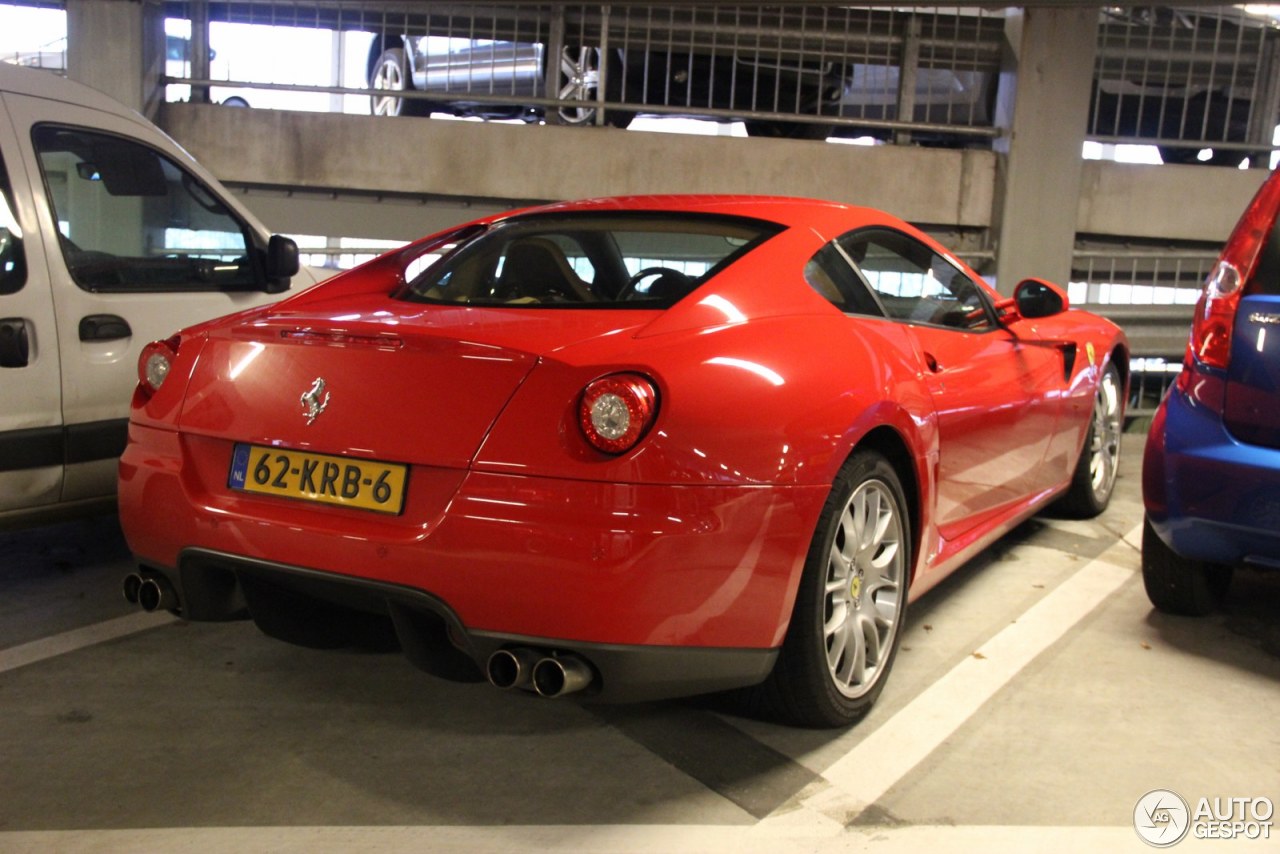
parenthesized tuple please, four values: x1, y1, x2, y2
(122, 573, 145, 605)
(486, 647, 541, 691)
(137, 577, 178, 613)
(531, 653, 593, 698)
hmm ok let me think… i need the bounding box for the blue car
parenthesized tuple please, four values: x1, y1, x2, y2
(1143, 168, 1280, 614)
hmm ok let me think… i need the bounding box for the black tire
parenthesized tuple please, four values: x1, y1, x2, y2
(1057, 362, 1123, 518)
(1141, 516, 1233, 616)
(743, 120, 831, 140)
(749, 449, 911, 728)
(369, 47, 429, 117)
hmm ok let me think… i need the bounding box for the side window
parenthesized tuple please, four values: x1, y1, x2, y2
(803, 242, 883, 316)
(0, 152, 26, 296)
(837, 229, 994, 331)
(32, 125, 257, 292)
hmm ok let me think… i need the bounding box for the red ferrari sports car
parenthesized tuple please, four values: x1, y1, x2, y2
(119, 195, 1127, 727)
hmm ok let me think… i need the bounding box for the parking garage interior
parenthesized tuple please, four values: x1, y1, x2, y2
(3, 1, 1279, 851)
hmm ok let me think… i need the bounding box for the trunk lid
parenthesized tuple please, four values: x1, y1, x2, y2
(1225, 294, 1280, 449)
(178, 294, 655, 468)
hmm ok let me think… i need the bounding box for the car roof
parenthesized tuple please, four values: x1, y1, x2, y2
(0, 63, 146, 126)
(505, 194, 896, 238)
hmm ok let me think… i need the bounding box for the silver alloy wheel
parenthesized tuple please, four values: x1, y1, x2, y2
(371, 52, 406, 117)
(824, 478, 906, 699)
(1088, 367, 1122, 502)
(558, 47, 601, 125)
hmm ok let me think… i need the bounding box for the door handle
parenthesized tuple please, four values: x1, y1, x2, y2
(0, 317, 29, 368)
(923, 351, 941, 372)
(79, 314, 132, 342)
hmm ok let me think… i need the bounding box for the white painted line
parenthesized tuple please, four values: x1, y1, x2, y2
(0, 611, 176, 675)
(797, 523, 1141, 821)
(4, 823, 1237, 854)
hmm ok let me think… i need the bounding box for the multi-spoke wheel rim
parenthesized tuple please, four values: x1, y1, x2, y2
(371, 56, 404, 117)
(824, 479, 906, 700)
(1088, 369, 1122, 502)
(558, 47, 600, 125)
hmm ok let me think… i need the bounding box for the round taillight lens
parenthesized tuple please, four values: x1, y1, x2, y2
(580, 374, 659, 455)
(138, 337, 180, 394)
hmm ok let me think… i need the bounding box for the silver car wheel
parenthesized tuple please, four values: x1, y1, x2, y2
(824, 477, 906, 700)
(1088, 366, 1122, 502)
(371, 49, 407, 117)
(558, 47, 601, 125)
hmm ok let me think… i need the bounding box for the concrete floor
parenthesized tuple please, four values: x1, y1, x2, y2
(1, 434, 1278, 853)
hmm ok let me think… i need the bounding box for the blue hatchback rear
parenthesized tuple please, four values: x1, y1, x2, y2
(1143, 169, 1280, 614)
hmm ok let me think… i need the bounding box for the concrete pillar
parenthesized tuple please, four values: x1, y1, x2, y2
(188, 0, 211, 105)
(992, 7, 1099, 294)
(66, 0, 165, 117)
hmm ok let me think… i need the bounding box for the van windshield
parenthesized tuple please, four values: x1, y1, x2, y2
(32, 124, 256, 292)
(397, 213, 781, 308)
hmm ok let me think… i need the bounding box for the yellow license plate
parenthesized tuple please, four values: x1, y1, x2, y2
(229, 443, 408, 515)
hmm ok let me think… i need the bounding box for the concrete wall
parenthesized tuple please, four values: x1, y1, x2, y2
(159, 104, 997, 231)
(1077, 161, 1267, 243)
(161, 102, 1263, 250)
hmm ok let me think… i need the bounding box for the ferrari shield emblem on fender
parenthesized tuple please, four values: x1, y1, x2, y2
(300, 377, 330, 425)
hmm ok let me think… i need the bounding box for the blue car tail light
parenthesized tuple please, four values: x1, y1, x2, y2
(1186, 171, 1280, 374)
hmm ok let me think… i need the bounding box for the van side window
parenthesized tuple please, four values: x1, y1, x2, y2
(0, 154, 25, 296)
(31, 125, 257, 292)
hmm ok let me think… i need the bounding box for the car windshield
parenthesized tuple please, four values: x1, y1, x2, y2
(397, 213, 781, 308)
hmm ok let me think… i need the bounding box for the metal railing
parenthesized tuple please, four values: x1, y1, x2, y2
(1091, 7, 1280, 165)
(1068, 246, 1218, 417)
(159, 2, 1007, 142)
(1070, 248, 1214, 313)
(11, 1, 1277, 161)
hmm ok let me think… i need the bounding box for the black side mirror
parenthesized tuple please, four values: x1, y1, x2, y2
(1012, 277, 1068, 320)
(264, 234, 300, 293)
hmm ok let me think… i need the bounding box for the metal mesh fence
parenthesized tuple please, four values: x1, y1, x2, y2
(1069, 248, 1215, 311)
(1069, 245, 1218, 416)
(161, 3, 1006, 141)
(7, 2, 1280, 157)
(1090, 7, 1280, 165)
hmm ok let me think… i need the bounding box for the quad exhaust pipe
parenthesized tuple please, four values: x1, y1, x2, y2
(486, 648, 594, 698)
(122, 572, 179, 613)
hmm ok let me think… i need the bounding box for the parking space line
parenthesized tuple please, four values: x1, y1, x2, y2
(0, 612, 176, 675)
(0, 823, 1157, 853)
(791, 523, 1142, 823)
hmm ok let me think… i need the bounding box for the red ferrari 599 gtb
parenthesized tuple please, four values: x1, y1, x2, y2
(119, 195, 1127, 727)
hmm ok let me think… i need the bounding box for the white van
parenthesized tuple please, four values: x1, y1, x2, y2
(0, 64, 322, 526)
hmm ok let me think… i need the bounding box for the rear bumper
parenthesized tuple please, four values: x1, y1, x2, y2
(119, 424, 826, 699)
(135, 548, 777, 702)
(1143, 386, 1280, 570)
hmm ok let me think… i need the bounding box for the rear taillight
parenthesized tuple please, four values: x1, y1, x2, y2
(1190, 172, 1280, 370)
(1190, 260, 1243, 369)
(579, 373, 659, 455)
(138, 336, 180, 395)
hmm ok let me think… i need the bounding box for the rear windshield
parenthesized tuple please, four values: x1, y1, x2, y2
(1250, 211, 1280, 295)
(396, 212, 781, 308)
